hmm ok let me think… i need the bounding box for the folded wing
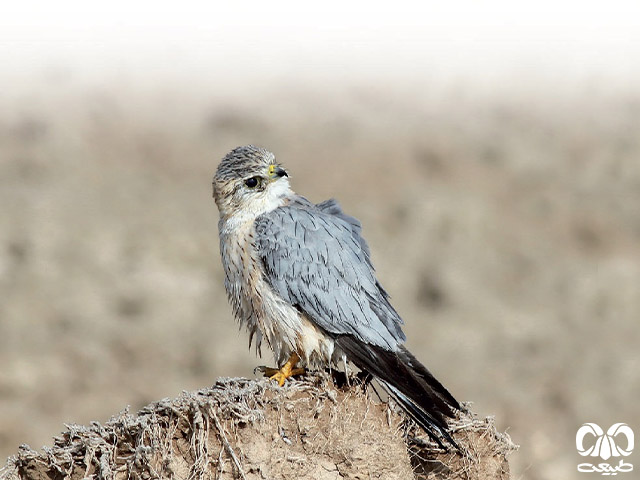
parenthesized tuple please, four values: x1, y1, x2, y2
(254, 197, 460, 448)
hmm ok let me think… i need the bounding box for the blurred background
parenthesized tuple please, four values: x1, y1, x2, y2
(1, 2, 639, 479)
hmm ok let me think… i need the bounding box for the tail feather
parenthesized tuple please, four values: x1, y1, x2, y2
(396, 345, 461, 411)
(336, 336, 460, 449)
(381, 381, 460, 450)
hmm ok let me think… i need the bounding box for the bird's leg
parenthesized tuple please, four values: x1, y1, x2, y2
(259, 352, 305, 386)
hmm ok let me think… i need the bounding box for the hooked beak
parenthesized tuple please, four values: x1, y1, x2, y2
(268, 164, 288, 180)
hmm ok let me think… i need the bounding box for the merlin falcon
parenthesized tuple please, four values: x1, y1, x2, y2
(212, 145, 460, 448)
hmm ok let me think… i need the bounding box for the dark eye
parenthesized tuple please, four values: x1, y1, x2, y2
(244, 177, 260, 188)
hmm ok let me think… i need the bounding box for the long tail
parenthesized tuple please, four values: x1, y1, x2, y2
(336, 336, 460, 449)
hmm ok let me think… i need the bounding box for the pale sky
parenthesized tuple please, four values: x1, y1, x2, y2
(2, 1, 640, 82)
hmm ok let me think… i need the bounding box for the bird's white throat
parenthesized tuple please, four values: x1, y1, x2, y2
(219, 179, 293, 235)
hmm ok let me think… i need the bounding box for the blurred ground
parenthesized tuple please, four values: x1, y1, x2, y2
(1, 71, 639, 480)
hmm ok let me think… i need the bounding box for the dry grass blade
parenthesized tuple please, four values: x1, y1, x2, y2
(1, 374, 516, 480)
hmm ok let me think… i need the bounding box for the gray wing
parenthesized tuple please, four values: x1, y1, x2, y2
(254, 197, 405, 350)
(255, 198, 461, 450)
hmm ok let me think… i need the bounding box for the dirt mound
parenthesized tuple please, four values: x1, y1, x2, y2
(1, 374, 516, 480)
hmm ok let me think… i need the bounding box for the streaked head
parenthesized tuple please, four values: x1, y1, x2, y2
(213, 145, 291, 218)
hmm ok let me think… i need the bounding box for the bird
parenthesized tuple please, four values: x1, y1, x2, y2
(212, 145, 461, 448)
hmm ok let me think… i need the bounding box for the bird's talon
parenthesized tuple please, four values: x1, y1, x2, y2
(269, 371, 288, 387)
(254, 365, 280, 377)
(257, 352, 304, 386)
(268, 367, 306, 386)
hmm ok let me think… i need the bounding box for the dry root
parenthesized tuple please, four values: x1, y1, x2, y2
(1, 373, 517, 480)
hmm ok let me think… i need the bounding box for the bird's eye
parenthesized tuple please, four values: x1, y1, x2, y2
(244, 176, 260, 189)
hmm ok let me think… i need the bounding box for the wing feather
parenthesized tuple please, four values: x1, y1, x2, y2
(254, 197, 405, 349)
(254, 196, 460, 449)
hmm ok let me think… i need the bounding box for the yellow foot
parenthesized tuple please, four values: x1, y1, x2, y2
(256, 352, 305, 386)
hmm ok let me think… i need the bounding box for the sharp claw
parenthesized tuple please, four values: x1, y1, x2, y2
(255, 365, 279, 376)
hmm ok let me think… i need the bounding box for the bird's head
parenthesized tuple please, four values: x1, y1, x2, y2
(213, 145, 292, 219)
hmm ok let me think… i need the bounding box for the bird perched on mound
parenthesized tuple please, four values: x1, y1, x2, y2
(212, 145, 461, 448)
